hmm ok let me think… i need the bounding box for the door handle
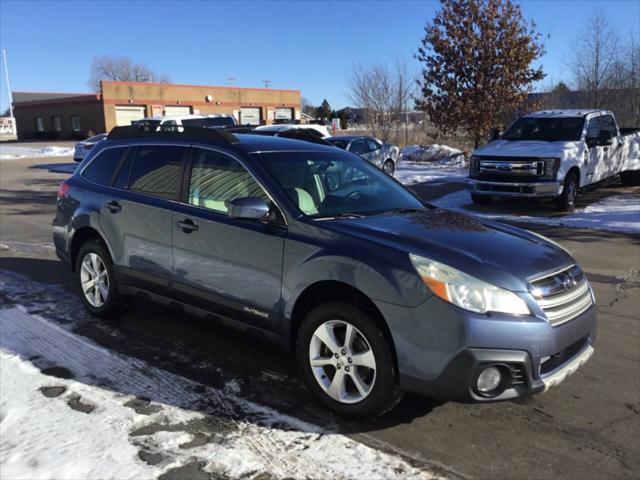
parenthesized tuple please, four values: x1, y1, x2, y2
(104, 200, 121, 213)
(177, 218, 199, 233)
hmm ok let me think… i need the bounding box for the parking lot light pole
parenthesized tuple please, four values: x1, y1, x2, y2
(2, 49, 14, 118)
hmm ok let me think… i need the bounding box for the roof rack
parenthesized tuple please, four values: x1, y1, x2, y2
(108, 124, 240, 145)
(244, 129, 332, 146)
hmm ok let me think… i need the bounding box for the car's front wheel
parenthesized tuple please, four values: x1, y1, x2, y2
(297, 302, 401, 418)
(555, 171, 579, 212)
(76, 239, 122, 318)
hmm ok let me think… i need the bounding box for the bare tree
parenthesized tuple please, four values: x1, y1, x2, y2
(301, 97, 316, 117)
(569, 10, 619, 108)
(88, 55, 170, 92)
(348, 61, 415, 141)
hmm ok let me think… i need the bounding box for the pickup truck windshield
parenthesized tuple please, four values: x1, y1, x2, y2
(502, 117, 585, 142)
(258, 151, 424, 218)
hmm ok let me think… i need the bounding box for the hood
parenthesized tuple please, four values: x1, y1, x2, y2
(474, 140, 581, 158)
(321, 209, 574, 292)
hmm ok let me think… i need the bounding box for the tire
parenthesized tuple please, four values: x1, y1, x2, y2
(75, 239, 123, 318)
(621, 171, 640, 186)
(297, 302, 402, 418)
(471, 193, 491, 204)
(382, 160, 395, 176)
(555, 172, 579, 212)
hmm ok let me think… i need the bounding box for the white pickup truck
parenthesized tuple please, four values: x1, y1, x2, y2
(468, 110, 640, 210)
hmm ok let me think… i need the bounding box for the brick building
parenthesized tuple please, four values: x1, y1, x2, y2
(12, 80, 301, 139)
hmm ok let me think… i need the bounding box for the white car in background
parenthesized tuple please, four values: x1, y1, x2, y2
(255, 123, 331, 138)
(326, 135, 401, 175)
(73, 133, 107, 162)
(132, 114, 237, 130)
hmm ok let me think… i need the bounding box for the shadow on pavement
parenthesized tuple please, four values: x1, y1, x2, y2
(0, 256, 444, 432)
(30, 163, 78, 174)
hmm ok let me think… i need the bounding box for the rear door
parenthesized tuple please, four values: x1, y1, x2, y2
(171, 146, 285, 330)
(98, 144, 188, 292)
(365, 138, 384, 167)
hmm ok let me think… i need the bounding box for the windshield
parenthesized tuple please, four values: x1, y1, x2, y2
(502, 117, 585, 141)
(327, 139, 350, 150)
(182, 117, 235, 127)
(257, 151, 424, 218)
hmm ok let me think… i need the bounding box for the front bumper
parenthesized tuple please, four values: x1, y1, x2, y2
(469, 179, 562, 198)
(376, 293, 597, 403)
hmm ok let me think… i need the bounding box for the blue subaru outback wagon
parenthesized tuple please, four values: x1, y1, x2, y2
(53, 126, 597, 417)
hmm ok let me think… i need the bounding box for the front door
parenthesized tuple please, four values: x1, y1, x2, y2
(585, 116, 610, 184)
(171, 147, 286, 330)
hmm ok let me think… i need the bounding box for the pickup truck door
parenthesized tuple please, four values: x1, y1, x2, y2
(598, 114, 623, 177)
(584, 116, 608, 184)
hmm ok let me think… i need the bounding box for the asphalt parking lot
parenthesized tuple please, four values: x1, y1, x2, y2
(1, 145, 639, 479)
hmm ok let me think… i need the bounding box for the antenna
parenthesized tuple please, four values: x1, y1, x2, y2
(2, 49, 14, 118)
(262, 80, 271, 89)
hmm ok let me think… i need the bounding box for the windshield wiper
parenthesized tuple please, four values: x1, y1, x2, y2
(313, 212, 367, 220)
(372, 207, 426, 216)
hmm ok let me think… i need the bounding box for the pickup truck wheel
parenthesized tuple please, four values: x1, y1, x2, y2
(621, 171, 640, 186)
(297, 302, 402, 418)
(556, 172, 579, 212)
(471, 193, 491, 204)
(76, 240, 123, 319)
(383, 160, 395, 176)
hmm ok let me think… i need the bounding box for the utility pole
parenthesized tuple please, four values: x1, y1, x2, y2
(227, 76, 236, 86)
(262, 80, 271, 89)
(2, 49, 14, 118)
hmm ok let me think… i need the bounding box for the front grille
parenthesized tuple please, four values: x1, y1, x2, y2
(530, 265, 594, 327)
(470, 156, 559, 181)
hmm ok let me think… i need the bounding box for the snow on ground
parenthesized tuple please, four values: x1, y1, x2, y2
(0, 304, 440, 480)
(0, 145, 74, 160)
(431, 190, 640, 235)
(396, 144, 468, 185)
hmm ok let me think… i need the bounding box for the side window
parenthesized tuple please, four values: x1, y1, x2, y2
(366, 139, 380, 152)
(189, 148, 270, 214)
(82, 147, 128, 186)
(349, 140, 366, 155)
(586, 118, 600, 138)
(129, 146, 186, 200)
(598, 115, 617, 136)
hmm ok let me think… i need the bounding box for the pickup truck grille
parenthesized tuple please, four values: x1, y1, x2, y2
(530, 265, 594, 327)
(470, 156, 558, 181)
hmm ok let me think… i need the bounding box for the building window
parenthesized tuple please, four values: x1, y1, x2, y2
(71, 115, 81, 132)
(35, 117, 44, 132)
(52, 116, 62, 132)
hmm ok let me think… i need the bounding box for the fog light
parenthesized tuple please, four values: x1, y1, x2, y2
(477, 366, 502, 393)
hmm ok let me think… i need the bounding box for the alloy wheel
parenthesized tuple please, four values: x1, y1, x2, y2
(309, 319, 377, 404)
(80, 252, 109, 308)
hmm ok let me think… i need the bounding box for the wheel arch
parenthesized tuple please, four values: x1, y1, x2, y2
(288, 280, 398, 367)
(566, 165, 581, 187)
(70, 226, 108, 272)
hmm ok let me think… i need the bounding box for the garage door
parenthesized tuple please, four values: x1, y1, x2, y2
(274, 107, 293, 121)
(240, 107, 261, 125)
(164, 105, 191, 116)
(115, 106, 146, 126)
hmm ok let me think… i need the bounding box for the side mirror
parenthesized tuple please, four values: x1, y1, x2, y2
(489, 128, 501, 142)
(228, 197, 270, 220)
(599, 130, 613, 146)
(586, 135, 599, 148)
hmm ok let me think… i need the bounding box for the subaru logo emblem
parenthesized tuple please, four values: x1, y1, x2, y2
(560, 273, 577, 290)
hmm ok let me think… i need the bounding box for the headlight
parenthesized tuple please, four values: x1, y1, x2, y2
(541, 157, 559, 179)
(409, 254, 530, 315)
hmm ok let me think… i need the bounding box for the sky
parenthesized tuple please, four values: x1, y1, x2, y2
(0, 0, 639, 113)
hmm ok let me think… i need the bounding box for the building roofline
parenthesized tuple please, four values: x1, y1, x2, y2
(101, 80, 300, 94)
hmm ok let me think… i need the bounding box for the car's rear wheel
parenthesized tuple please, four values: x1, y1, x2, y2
(383, 159, 395, 176)
(620, 170, 640, 186)
(76, 240, 122, 318)
(556, 171, 579, 212)
(297, 302, 401, 418)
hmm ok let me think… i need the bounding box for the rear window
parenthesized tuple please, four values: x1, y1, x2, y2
(82, 147, 128, 186)
(128, 145, 187, 200)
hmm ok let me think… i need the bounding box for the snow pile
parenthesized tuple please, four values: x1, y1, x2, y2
(432, 190, 640, 234)
(0, 145, 74, 160)
(0, 305, 441, 480)
(401, 144, 464, 162)
(396, 157, 469, 185)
